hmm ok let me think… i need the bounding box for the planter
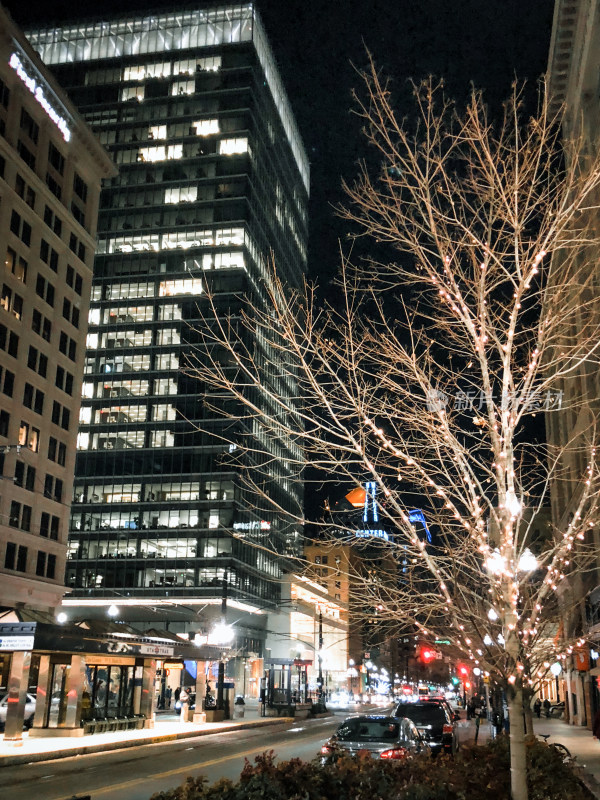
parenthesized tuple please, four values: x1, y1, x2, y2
(204, 709, 225, 722)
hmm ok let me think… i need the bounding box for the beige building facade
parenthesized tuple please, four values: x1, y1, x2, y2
(0, 5, 115, 613)
(547, 0, 600, 727)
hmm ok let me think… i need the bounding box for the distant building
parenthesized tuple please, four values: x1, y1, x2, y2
(26, 5, 309, 667)
(546, 0, 600, 728)
(0, 5, 115, 614)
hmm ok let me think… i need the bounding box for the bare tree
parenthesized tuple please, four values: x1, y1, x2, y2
(190, 63, 600, 800)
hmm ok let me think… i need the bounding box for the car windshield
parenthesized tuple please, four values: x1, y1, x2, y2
(336, 717, 400, 742)
(397, 705, 444, 724)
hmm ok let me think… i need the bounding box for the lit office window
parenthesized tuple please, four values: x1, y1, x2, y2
(202, 251, 245, 270)
(218, 137, 248, 155)
(215, 227, 244, 245)
(192, 119, 219, 136)
(152, 404, 177, 421)
(173, 56, 221, 74)
(164, 186, 197, 204)
(158, 305, 182, 321)
(150, 430, 175, 447)
(137, 144, 182, 163)
(86, 333, 99, 349)
(81, 382, 94, 399)
(171, 79, 195, 96)
(159, 278, 203, 296)
(148, 124, 167, 140)
(77, 432, 90, 450)
(155, 353, 179, 370)
(121, 85, 144, 102)
(79, 406, 92, 424)
(104, 306, 154, 324)
(154, 378, 178, 395)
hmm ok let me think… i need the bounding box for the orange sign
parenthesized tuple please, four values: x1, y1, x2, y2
(574, 647, 590, 672)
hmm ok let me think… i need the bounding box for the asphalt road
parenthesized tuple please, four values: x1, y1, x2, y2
(3, 714, 345, 800)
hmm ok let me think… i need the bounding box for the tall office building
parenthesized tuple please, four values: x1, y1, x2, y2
(26, 5, 309, 652)
(0, 6, 114, 613)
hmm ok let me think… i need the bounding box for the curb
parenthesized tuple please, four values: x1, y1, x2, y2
(0, 717, 295, 769)
(575, 766, 600, 800)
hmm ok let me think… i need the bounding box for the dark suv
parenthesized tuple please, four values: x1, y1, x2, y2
(394, 701, 458, 755)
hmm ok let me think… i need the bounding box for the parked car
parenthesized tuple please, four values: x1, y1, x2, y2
(0, 693, 36, 730)
(394, 701, 459, 754)
(320, 714, 430, 763)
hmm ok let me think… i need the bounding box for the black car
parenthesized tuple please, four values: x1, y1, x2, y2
(321, 715, 430, 763)
(394, 702, 458, 754)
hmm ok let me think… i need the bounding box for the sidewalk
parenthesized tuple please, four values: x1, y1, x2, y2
(0, 699, 295, 768)
(457, 714, 600, 798)
(532, 716, 600, 796)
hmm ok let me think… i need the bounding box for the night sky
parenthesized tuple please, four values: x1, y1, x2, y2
(7, 0, 554, 281)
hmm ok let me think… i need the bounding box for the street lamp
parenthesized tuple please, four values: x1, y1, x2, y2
(550, 661, 562, 702)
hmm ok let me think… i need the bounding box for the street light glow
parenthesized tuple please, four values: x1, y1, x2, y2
(107, 604, 119, 617)
(517, 548, 538, 573)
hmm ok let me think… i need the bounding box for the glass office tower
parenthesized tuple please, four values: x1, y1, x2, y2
(26, 5, 308, 642)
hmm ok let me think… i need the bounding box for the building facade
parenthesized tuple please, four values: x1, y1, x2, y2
(546, 0, 600, 727)
(26, 5, 309, 658)
(0, 6, 115, 614)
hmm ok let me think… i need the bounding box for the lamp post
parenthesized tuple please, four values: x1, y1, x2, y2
(217, 570, 228, 712)
(317, 609, 324, 699)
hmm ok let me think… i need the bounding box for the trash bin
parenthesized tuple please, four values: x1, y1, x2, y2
(233, 695, 245, 719)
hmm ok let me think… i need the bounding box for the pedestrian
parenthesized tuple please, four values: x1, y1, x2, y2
(593, 707, 600, 739)
(474, 705, 482, 743)
(179, 686, 190, 721)
(533, 698, 542, 718)
(543, 698, 551, 718)
(466, 697, 474, 720)
(165, 686, 172, 708)
(174, 686, 181, 704)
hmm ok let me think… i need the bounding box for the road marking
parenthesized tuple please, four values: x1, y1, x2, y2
(65, 744, 273, 798)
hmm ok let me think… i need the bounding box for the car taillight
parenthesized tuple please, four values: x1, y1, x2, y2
(443, 724, 453, 734)
(380, 747, 408, 760)
(321, 744, 333, 755)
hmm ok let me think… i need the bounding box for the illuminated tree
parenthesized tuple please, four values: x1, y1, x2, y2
(191, 63, 600, 800)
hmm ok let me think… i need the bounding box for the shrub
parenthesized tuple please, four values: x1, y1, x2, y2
(149, 737, 593, 800)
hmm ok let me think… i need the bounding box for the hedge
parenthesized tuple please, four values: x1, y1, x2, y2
(149, 735, 593, 800)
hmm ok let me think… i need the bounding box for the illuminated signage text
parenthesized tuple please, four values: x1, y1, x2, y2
(9, 52, 71, 142)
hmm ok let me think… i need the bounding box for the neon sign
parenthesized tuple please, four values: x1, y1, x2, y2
(9, 52, 71, 142)
(408, 509, 432, 542)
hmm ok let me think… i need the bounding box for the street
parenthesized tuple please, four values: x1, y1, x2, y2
(3, 714, 343, 800)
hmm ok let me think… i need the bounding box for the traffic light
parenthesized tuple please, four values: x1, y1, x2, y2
(458, 665, 469, 678)
(419, 647, 435, 664)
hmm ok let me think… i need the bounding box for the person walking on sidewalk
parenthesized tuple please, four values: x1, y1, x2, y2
(533, 698, 542, 718)
(474, 704, 485, 743)
(543, 698, 551, 718)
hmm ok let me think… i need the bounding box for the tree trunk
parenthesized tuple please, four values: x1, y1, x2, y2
(523, 688, 534, 736)
(508, 682, 529, 800)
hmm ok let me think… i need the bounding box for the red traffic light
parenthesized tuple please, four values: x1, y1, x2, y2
(458, 665, 469, 676)
(420, 647, 435, 664)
